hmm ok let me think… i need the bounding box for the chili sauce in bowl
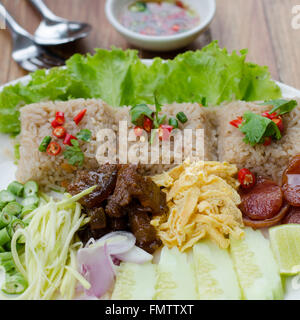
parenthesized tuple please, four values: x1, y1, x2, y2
(105, 0, 216, 51)
(120, 1, 200, 36)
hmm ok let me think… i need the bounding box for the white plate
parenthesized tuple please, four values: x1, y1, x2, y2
(1, 61, 300, 300)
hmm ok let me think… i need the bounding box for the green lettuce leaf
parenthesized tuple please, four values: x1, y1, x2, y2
(0, 42, 281, 135)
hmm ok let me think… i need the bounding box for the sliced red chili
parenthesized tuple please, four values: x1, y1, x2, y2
(262, 111, 278, 120)
(238, 168, 256, 189)
(51, 119, 61, 128)
(272, 117, 284, 133)
(158, 124, 173, 141)
(175, 1, 184, 8)
(74, 109, 87, 125)
(143, 117, 153, 133)
(51, 111, 65, 128)
(229, 116, 243, 128)
(134, 126, 143, 137)
(52, 126, 67, 139)
(172, 24, 180, 32)
(55, 112, 65, 125)
(46, 142, 61, 156)
(63, 134, 77, 146)
(263, 136, 272, 146)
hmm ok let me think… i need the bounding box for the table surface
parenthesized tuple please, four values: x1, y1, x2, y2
(0, 0, 300, 89)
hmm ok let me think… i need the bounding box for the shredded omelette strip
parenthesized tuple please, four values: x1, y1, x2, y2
(151, 160, 244, 251)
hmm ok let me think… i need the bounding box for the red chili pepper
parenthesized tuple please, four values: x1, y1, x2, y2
(262, 111, 278, 120)
(63, 134, 77, 146)
(52, 126, 67, 139)
(143, 117, 153, 133)
(172, 24, 180, 32)
(229, 116, 243, 128)
(238, 168, 256, 189)
(55, 112, 65, 125)
(272, 116, 284, 133)
(51, 119, 60, 128)
(175, 1, 184, 8)
(158, 124, 173, 141)
(46, 142, 61, 156)
(263, 136, 272, 146)
(51, 112, 65, 128)
(134, 126, 143, 137)
(74, 109, 87, 125)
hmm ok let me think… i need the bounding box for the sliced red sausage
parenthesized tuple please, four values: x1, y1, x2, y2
(282, 155, 300, 207)
(240, 176, 283, 220)
(282, 206, 300, 224)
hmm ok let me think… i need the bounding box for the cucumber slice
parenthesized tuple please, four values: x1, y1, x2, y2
(230, 227, 283, 300)
(193, 240, 241, 300)
(112, 262, 156, 300)
(154, 246, 197, 300)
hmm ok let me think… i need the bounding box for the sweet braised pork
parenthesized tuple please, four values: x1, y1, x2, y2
(106, 165, 167, 218)
(68, 164, 118, 208)
(69, 164, 167, 253)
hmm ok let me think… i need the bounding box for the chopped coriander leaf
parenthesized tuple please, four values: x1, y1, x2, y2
(153, 94, 166, 128)
(14, 143, 20, 161)
(130, 104, 153, 126)
(77, 129, 92, 142)
(63, 139, 84, 166)
(239, 111, 281, 146)
(260, 99, 297, 115)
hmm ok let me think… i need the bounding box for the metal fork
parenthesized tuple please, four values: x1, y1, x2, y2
(0, 1, 65, 72)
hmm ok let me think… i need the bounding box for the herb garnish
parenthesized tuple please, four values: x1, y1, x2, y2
(77, 129, 92, 142)
(260, 99, 297, 115)
(130, 104, 154, 126)
(150, 95, 167, 144)
(130, 94, 168, 144)
(230, 99, 297, 146)
(239, 112, 282, 146)
(63, 139, 84, 166)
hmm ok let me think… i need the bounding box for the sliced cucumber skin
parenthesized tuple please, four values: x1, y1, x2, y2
(193, 241, 241, 300)
(154, 247, 197, 300)
(230, 227, 284, 300)
(112, 262, 156, 300)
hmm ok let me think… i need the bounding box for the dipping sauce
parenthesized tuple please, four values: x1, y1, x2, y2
(120, 1, 200, 36)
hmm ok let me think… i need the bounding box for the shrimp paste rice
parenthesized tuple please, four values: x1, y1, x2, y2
(213, 99, 300, 183)
(17, 99, 216, 188)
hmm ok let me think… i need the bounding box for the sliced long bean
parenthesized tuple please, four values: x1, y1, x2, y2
(7, 218, 26, 238)
(24, 181, 39, 197)
(7, 181, 24, 197)
(0, 228, 11, 246)
(22, 195, 40, 207)
(1, 273, 27, 295)
(0, 211, 12, 229)
(0, 191, 15, 205)
(2, 202, 22, 216)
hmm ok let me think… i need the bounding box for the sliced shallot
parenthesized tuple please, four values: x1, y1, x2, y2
(95, 231, 136, 255)
(114, 245, 153, 264)
(77, 244, 114, 298)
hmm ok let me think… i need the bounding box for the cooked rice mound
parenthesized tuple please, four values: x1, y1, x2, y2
(211, 99, 300, 183)
(17, 99, 216, 188)
(16, 97, 300, 187)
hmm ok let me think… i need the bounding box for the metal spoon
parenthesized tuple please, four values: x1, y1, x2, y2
(28, 0, 92, 46)
(0, 1, 65, 72)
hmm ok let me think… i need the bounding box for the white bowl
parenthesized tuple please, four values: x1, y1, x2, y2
(105, 0, 216, 51)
